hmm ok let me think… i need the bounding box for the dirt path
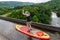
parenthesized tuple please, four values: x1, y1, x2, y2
(1, 10, 20, 17)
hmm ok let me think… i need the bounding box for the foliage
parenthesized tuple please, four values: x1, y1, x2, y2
(7, 4, 51, 24)
(45, 0, 60, 17)
(32, 15, 39, 22)
(7, 9, 26, 20)
(0, 7, 14, 15)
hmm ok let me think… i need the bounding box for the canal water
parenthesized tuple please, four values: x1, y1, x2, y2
(51, 12, 60, 27)
(0, 19, 60, 40)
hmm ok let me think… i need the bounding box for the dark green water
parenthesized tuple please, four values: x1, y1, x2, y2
(0, 19, 60, 40)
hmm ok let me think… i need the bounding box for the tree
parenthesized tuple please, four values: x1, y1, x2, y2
(32, 15, 39, 22)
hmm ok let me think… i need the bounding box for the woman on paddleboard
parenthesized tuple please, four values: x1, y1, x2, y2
(22, 10, 32, 32)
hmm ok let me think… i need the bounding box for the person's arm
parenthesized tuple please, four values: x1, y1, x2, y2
(22, 10, 26, 15)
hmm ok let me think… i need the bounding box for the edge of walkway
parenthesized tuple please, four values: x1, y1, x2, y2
(0, 16, 60, 32)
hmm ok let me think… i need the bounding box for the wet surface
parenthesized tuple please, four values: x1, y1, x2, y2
(0, 34, 8, 40)
(0, 19, 60, 40)
(0, 19, 28, 40)
(44, 31, 60, 40)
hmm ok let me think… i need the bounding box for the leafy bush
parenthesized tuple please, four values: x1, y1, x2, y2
(7, 4, 51, 24)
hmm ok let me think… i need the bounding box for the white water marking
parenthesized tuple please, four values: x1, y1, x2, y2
(51, 12, 60, 27)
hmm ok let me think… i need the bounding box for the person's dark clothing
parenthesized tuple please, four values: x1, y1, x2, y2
(26, 16, 31, 22)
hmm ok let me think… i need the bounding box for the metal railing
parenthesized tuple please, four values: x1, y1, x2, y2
(0, 16, 60, 32)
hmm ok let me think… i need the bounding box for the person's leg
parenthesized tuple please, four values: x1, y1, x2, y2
(27, 21, 32, 32)
(29, 22, 32, 30)
(26, 22, 29, 27)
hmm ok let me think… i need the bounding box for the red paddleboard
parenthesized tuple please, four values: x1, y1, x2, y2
(16, 24, 50, 40)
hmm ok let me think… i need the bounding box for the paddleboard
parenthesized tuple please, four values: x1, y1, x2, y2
(16, 24, 50, 40)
